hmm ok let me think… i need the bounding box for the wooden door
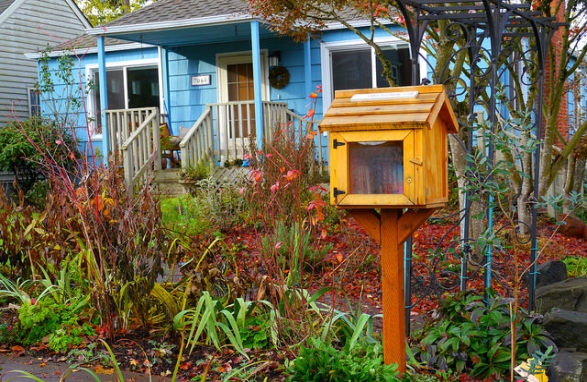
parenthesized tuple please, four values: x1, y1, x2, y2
(227, 62, 255, 138)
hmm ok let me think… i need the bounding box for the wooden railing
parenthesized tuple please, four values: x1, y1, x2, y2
(106, 107, 162, 190)
(179, 106, 215, 169)
(180, 101, 315, 167)
(106, 107, 163, 157)
(108, 102, 320, 190)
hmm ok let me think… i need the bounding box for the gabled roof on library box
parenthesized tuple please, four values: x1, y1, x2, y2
(319, 85, 459, 133)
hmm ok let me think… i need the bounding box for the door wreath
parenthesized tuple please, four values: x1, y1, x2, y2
(269, 66, 290, 89)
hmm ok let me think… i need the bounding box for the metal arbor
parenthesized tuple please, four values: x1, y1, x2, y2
(392, 0, 564, 318)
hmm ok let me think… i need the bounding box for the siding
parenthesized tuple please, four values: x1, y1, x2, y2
(166, 36, 311, 130)
(0, 0, 88, 128)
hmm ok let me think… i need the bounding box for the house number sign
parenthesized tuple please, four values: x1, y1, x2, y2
(191, 75, 211, 86)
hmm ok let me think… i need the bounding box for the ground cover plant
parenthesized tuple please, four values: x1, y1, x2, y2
(0, 155, 583, 381)
(0, 53, 584, 380)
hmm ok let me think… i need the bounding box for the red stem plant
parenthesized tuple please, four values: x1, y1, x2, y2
(3, 46, 172, 339)
(241, 86, 331, 343)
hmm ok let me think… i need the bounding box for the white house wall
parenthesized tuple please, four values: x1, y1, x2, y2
(0, 0, 88, 127)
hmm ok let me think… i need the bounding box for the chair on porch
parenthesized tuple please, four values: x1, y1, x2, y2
(159, 123, 181, 168)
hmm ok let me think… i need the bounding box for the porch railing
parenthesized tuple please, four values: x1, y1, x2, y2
(107, 102, 322, 190)
(106, 107, 162, 190)
(106, 107, 162, 157)
(179, 105, 215, 169)
(179, 101, 321, 168)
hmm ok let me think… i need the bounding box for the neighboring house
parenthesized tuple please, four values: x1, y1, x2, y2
(0, 0, 90, 128)
(27, 0, 422, 188)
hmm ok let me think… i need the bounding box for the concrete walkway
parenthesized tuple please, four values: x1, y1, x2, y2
(0, 354, 170, 381)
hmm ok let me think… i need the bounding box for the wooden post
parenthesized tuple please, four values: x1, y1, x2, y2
(380, 209, 406, 371)
(350, 208, 436, 373)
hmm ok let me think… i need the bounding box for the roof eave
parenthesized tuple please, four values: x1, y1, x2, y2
(87, 13, 255, 36)
(323, 18, 399, 31)
(24, 42, 156, 59)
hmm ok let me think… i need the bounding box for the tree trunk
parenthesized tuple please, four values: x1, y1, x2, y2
(563, 151, 587, 213)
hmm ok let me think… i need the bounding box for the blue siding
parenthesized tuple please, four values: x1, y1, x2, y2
(40, 25, 406, 164)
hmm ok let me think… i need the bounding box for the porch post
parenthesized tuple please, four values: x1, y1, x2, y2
(250, 20, 264, 148)
(304, 38, 312, 98)
(160, 47, 172, 133)
(97, 36, 109, 163)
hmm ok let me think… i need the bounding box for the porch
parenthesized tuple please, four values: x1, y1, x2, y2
(105, 101, 321, 191)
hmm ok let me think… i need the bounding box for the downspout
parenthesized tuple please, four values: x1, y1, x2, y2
(250, 20, 264, 149)
(97, 36, 109, 164)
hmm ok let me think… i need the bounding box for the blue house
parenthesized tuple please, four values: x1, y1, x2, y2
(31, 0, 416, 189)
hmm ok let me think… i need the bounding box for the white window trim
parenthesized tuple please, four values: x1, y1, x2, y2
(85, 58, 161, 138)
(320, 37, 426, 111)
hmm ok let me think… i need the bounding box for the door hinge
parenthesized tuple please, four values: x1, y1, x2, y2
(333, 188, 346, 197)
(333, 139, 346, 149)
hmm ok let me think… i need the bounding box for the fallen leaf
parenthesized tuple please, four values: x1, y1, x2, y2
(93, 365, 114, 375)
(217, 363, 232, 373)
(11, 345, 25, 356)
(39, 362, 47, 367)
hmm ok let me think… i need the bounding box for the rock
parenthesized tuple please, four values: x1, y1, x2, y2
(535, 277, 587, 315)
(544, 308, 587, 352)
(548, 351, 587, 382)
(531, 260, 567, 288)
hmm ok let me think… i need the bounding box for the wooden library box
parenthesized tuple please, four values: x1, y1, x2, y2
(319, 85, 458, 209)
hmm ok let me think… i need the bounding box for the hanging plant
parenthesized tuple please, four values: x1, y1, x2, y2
(269, 66, 290, 89)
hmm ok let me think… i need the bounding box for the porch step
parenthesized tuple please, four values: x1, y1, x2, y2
(151, 166, 251, 197)
(152, 169, 185, 196)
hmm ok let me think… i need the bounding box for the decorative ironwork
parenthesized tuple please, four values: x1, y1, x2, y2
(395, 0, 564, 327)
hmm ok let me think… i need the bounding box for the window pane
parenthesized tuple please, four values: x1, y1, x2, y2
(376, 46, 412, 87)
(349, 141, 404, 194)
(332, 50, 372, 91)
(108, 70, 125, 109)
(127, 68, 159, 108)
(28, 88, 40, 117)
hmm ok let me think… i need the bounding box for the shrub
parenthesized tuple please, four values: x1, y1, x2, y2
(16, 292, 94, 352)
(286, 337, 401, 382)
(0, 117, 79, 195)
(410, 291, 557, 379)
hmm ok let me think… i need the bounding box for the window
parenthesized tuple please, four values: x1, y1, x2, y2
(88, 63, 160, 136)
(27, 87, 41, 117)
(321, 39, 414, 108)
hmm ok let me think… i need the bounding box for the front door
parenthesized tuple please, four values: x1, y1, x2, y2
(218, 53, 268, 158)
(227, 62, 255, 139)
